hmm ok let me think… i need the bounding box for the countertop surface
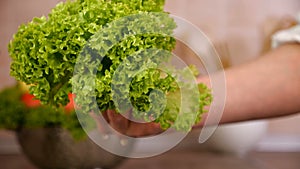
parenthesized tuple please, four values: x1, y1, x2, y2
(1, 130, 300, 169)
(1, 150, 300, 169)
(0, 106, 299, 169)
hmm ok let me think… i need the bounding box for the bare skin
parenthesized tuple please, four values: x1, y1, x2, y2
(197, 43, 300, 126)
(104, 43, 300, 137)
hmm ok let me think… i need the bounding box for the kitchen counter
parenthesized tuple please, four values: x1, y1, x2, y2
(1, 150, 300, 169)
(118, 151, 300, 169)
(1, 130, 300, 169)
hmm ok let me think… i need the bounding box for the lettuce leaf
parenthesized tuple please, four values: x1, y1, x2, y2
(9, 0, 212, 131)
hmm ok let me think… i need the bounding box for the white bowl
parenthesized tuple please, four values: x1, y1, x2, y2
(205, 120, 268, 155)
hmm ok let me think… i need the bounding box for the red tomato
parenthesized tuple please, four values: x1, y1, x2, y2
(21, 93, 41, 108)
(21, 93, 75, 113)
(65, 93, 75, 113)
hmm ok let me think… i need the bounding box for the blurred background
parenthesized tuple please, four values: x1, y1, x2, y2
(164, 0, 300, 154)
(0, 0, 300, 169)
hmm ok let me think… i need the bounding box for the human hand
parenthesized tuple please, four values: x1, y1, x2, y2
(93, 109, 163, 137)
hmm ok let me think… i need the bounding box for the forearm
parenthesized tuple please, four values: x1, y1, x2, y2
(198, 43, 300, 126)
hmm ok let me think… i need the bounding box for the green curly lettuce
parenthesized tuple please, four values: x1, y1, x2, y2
(9, 0, 169, 106)
(0, 85, 89, 140)
(0, 86, 24, 130)
(9, 0, 212, 131)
